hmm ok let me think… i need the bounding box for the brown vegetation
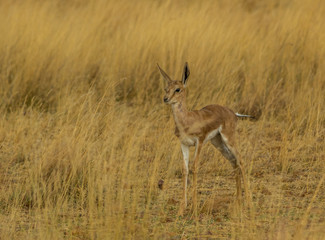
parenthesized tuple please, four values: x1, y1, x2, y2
(0, 0, 324, 239)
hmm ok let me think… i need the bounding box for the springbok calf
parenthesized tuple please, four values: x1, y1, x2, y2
(157, 62, 254, 215)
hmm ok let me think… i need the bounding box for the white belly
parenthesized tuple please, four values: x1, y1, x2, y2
(179, 127, 221, 146)
(203, 129, 219, 144)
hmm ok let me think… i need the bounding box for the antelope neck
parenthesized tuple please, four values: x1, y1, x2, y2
(171, 102, 189, 129)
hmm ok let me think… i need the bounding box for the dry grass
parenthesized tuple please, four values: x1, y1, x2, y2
(0, 0, 325, 239)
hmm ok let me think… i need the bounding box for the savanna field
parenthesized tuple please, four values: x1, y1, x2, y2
(0, 0, 325, 239)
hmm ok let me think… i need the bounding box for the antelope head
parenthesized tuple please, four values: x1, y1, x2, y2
(157, 62, 190, 105)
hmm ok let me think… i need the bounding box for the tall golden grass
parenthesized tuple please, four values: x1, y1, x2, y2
(0, 0, 324, 238)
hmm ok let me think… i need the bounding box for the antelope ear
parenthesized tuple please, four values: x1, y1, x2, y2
(157, 64, 171, 84)
(182, 62, 190, 86)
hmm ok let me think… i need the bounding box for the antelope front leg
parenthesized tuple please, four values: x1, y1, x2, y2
(193, 140, 202, 217)
(179, 144, 189, 215)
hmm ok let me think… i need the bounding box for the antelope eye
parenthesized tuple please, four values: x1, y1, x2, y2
(175, 88, 181, 93)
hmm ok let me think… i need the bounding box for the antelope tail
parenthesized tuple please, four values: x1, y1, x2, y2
(235, 112, 255, 119)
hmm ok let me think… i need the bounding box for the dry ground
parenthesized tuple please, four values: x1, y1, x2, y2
(0, 0, 325, 239)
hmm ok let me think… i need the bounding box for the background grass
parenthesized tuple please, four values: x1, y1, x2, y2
(0, 0, 325, 239)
